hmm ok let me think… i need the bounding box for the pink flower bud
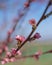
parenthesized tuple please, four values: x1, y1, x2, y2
(15, 35, 25, 42)
(6, 52, 11, 57)
(34, 51, 42, 60)
(10, 57, 16, 62)
(11, 48, 16, 56)
(29, 19, 36, 26)
(33, 33, 41, 39)
(17, 50, 22, 56)
(24, 2, 29, 8)
(4, 58, 9, 63)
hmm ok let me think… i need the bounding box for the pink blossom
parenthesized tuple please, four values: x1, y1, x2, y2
(15, 35, 25, 42)
(6, 52, 11, 57)
(33, 33, 41, 39)
(29, 19, 36, 26)
(1, 60, 6, 65)
(11, 48, 16, 56)
(11, 48, 22, 56)
(17, 50, 22, 56)
(10, 57, 16, 62)
(4, 58, 9, 63)
(34, 50, 42, 60)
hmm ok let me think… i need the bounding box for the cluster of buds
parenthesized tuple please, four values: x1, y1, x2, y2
(1, 48, 22, 65)
(29, 33, 41, 41)
(6, 48, 22, 58)
(11, 48, 22, 56)
(15, 35, 25, 48)
(29, 19, 36, 30)
(1, 57, 16, 65)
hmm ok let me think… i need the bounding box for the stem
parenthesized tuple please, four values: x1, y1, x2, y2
(43, 50, 52, 54)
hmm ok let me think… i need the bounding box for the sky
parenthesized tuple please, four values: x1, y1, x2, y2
(0, 0, 52, 41)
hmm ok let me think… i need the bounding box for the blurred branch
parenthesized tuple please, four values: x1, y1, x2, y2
(6, 0, 34, 44)
(0, 50, 52, 61)
(0, 0, 35, 57)
(1, 0, 34, 45)
(16, 50, 52, 60)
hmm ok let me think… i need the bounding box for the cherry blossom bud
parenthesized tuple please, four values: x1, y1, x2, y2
(10, 57, 16, 62)
(11, 48, 22, 56)
(34, 51, 42, 60)
(4, 58, 9, 63)
(15, 35, 25, 42)
(33, 33, 41, 39)
(29, 19, 36, 26)
(24, 2, 29, 8)
(6, 52, 11, 57)
(11, 48, 16, 56)
(29, 19, 36, 30)
(17, 50, 22, 56)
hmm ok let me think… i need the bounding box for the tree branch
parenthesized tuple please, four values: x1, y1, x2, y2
(43, 11, 52, 19)
(15, 0, 51, 53)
